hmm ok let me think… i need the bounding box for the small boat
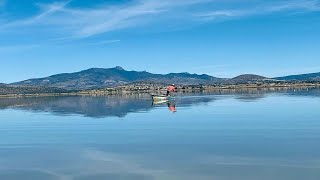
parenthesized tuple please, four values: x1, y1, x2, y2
(152, 99, 168, 105)
(151, 95, 174, 102)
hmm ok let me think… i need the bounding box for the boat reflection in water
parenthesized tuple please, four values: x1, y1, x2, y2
(152, 99, 177, 113)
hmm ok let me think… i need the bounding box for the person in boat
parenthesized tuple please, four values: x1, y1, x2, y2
(166, 84, 176, 96)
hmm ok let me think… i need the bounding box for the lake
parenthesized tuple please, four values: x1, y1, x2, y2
(0, 88, 320, 180)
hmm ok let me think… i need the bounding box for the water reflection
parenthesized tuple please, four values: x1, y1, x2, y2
(0, 87, 319, 118)
(0, 94, 218, 118)
(168, 102, 177, 113)
(0, 87, 320, 180)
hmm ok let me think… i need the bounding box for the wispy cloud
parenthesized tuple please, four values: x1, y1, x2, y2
(1, 0, 71, 28)
(1, 0, 320, 39)
(88, 39, 121, 45)
(0, 0, 213, 38)
(197, 0, 320, 20)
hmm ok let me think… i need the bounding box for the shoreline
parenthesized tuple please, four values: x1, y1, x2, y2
(1, 83, 319, 98)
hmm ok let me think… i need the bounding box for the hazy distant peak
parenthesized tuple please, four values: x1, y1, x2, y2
(82, 66, 125, 72)
(225, 74, 267, 84)
(233, 74, 266, 80)
(114, 66, 125, 71)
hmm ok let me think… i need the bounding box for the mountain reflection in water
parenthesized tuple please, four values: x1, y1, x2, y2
(0, 87, 320, 180)
(0, 94, 216, 118)
(0, 87, 319, 118)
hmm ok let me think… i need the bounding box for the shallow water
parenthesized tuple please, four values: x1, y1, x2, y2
(0, 88, 320, 180)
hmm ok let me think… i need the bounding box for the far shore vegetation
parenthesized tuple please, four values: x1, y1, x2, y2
(1, 81, 320, 98)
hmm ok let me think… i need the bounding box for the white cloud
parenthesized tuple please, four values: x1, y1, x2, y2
(88, 39, 121, 45)
(196, 10, 246, 20)
(1, 1, 70, 28)
(1, 0, 320, 39)
(197, 0, 320, 20)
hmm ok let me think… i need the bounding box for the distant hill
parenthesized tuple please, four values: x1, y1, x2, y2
(13, 66, 222, 90)
(226, 74, 267, 84)
(275, 72, 320, 81)
(0, 84, 69, 95)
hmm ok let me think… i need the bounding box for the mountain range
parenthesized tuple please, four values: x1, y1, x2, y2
(8, 66, 320, 90)
(12, 66, 221, 90)
(274, 72, 320, 81)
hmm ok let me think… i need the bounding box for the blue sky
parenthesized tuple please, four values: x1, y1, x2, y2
(0, 0, 320, 83)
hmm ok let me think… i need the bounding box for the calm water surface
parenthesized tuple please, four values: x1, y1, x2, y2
(0, 88, 320, 180)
